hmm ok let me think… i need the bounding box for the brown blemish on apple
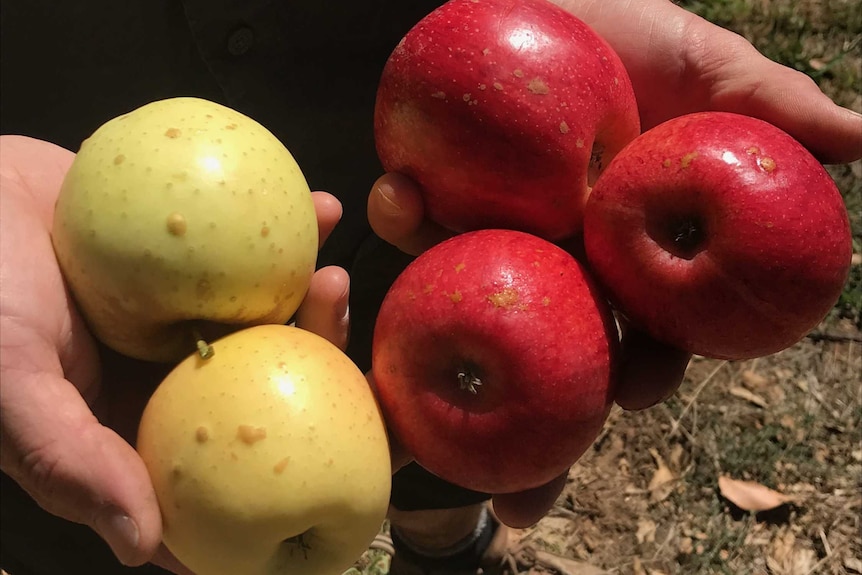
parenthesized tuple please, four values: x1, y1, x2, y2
(680, 152, 699, 169)
(513, 69, 524, 78)
(237, 425, 267, 445)
(225, 123, 238, 130)
(448, 290, 462, 303)
(759, 157, 776, 172)
(662, 159, 672, 168)
(542, 297, 551, 306)
(463, 93, 472, 102)
(195, 426, 210, 443)
(423, 284, 435, 294)
(164, 128, 182, 139)
(478, 84, 487, 90)
(527, 78, 549, 95)
(746, 146, 760, 155)
(113, 154, 126, 165)
(488, 287, 519, 308)
(260, 225, 270, 237)
(493, 82, 504, 91)
(273, 457, 291, 474)
(455, 263, 466, 273)
(431, 91, 446, 99)
(559, 122, 570, 134)
(482, 48, 491, 55)
(576, 138, 585, 149)
(166, 212, 187, 236)
(196, 278, 214, 300)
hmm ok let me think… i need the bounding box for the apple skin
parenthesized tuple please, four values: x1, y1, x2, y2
(583, 111, 853, 360)
(136, 324, 392, 575)
(51, 97, 319, 363)
(371, 229, 619, 494)
(374, 0, 640, 241)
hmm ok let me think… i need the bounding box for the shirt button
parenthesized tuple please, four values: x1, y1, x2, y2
(227, 27, 254, 56)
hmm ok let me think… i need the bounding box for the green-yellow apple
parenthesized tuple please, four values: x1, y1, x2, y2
(136, 324, 392, 575)
(52, 97, 319, 362)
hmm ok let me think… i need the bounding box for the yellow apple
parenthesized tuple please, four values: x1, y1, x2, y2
(52, 97, 318, 362)
(136, 324, 392, 575)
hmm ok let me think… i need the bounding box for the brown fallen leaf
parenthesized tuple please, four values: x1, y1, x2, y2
(523, 547, 610, 575)
(718, 475, 791, 512)
(648, 448, 676, 502)
(729, 385, 769, 408)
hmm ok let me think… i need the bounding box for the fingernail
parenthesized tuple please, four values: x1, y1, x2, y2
(95, 506, 140, 566)
(376, 184, 402, 216)
(337, 279, 350, 322)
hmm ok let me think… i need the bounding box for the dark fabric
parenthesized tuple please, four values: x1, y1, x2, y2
(0, 1, 493, 573)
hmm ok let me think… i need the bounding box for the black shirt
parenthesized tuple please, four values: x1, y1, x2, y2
(1, 0, 440, 269)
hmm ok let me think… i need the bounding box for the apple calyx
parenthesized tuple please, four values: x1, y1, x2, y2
(645, 206, 708, 261)
(284, 532, 312, 559)
(456, 366, 483, 395)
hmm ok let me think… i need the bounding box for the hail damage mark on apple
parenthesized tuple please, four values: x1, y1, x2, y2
(487, 287, 520, 308)
(527, 78, 549, 95)
(164, 128, 182, 139)
(113, 154, 126, 165)
(195, 426, 210, 443)
(455, 262, 466, 272)
(166, 212, 187, 236)
(559, 121, 570, 134)
(447, 290, 463, 303)
(237, 424, 267, 445)
(758, 156, 777, 173)
(680, 152, 699, 169)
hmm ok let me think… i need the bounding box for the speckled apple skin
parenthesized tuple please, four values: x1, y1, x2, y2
(374, 0, 640, 241)
(583, 111, 853, 360)
(372, 229, 619, 494)
(52, 97, 318, 362)
(137, 324, 391, 575)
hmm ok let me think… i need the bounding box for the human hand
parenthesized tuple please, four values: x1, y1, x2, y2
(366, 0, 861, 526)
(0, 135, 348, 572)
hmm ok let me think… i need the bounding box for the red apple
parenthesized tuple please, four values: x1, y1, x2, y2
(583, 111, 853, 360)
(374, 0, 640, 241)
(371, 229, 619, 494)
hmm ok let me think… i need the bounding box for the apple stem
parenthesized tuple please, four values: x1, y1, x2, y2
(192, 330, 214, 360)
(457, 369, 482, 394)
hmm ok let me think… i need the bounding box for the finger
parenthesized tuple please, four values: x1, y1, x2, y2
(614, 326, 692, 411)
(699, 32, 862, 164)
(367, 172, 452, 256)
(293, 265, 350, 351)
(491, 471, 568, 528)
(150, 544, 196, 575)
(311, 191, 342, 249)
(0, 368, 162, 567)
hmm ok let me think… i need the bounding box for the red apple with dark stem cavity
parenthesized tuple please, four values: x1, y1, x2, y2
(583, 111, 853, 360)
(374, 0, 640, 241)
(371, 229, 619, 494)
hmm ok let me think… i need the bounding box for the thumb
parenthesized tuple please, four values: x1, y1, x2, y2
(1, 368, 162, 567)
(707, 36, 862, 164)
